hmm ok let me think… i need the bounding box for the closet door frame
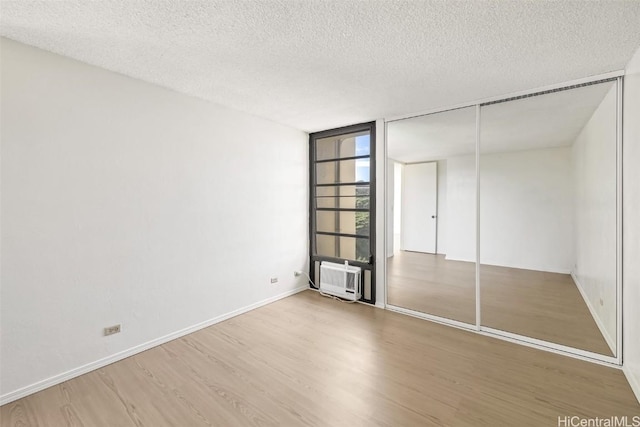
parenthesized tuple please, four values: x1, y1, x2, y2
(383, 70, 624, 367)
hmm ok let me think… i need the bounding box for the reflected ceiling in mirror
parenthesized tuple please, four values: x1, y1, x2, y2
(387, 107, 476, 162)
(480, 81, 615, 153)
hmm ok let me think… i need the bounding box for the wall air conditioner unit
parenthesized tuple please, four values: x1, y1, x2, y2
(319, 261, 362, 301)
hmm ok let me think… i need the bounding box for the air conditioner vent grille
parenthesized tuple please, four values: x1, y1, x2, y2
(319, 261, 361, 301)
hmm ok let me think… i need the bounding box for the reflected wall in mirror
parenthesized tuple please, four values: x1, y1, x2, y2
(386, 107, 477, 324)
(479, 81, 618, 356)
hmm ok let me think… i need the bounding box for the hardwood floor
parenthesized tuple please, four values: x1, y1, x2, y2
(2, 290, 638, 426)
(387, 251, 614, 356)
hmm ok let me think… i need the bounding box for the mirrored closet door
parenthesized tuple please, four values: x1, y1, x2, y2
(479, 80, 619, 357)
(386, 77, 621, 361)
(386, 107, 477, 325)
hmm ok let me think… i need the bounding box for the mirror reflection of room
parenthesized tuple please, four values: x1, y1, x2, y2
(479, 81, 618, 356)
(386, 107, 477, 324)
(386, 80, 618, 358)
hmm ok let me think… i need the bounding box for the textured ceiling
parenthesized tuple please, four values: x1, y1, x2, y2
(387, 81, 614, 163)
(1, 1, 640, 132)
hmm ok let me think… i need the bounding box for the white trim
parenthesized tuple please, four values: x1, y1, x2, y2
(480, 327, 620, 368)
(444, 255, 571, 274)
(623, 366, 640, 405)
(475, 104, 481, 331)
(386, 304, 477, 332)
(387, 303, 620, 367)
(376, 118, 387, 308)
(383, 119, 389, 309)
(571, 272, 616, 355)
(616, 76, 624, 366)
(444, 255, 476, 263)
(0, 286, 309, 406)
(385, 70, 626, 123)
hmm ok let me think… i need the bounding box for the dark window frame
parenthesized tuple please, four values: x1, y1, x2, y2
(309, 121, 376, 304)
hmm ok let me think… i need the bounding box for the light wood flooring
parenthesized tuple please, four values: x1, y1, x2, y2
(387, 251, 614, 356)
(2, 290, 638, 426)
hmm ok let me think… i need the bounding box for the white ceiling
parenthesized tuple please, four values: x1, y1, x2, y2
(387, 81, 615, 163)
(1, 1, 640, 132)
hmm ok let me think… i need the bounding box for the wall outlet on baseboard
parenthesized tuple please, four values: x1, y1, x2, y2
(270, 277, 278, 284)
(104, 324, 121, 336)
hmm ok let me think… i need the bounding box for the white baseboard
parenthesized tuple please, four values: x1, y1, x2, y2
(0, 286, 308, 406)
(623, 366, 640, 405)
(444, 255, 475, 263)
(443, 255, 571, 274)
(481, 259, 571, 274)
(571, 272, 616, 355)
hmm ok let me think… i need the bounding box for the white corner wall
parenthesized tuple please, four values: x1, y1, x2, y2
(446, 147, 573, 273)
(0, 38, 309, 402)
(623, 45, 640, 403)
(479, 147, 574, 273)
(571, 85, 617, 350)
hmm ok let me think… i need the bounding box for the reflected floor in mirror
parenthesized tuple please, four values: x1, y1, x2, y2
(387, 251, 613, 356)
(387, 251, 476, 324)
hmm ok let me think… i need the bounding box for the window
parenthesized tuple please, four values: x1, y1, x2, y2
(309, 122, 375, 303)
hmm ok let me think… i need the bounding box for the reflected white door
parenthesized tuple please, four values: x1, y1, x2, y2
(401, 162, 437, 253)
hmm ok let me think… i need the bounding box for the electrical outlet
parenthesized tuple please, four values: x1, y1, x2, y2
(600, 298, 604, 306)
(270, 277, 278, 284)
(294, 271, 302, 277)
(104, 324, 121, 336)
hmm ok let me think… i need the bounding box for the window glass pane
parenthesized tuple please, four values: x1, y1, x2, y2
(316, 158, 370, 184)
(316, 234, 370, 262)
(316, 212, 370, 235)
(310, 123, 374, 302)
(316, 185, 369, 197)
(316, 196, 370, 209)
(316, 132, 370, 160)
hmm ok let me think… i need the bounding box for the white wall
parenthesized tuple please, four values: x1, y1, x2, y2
(623, 45, 640, 402)
(571, 85, 617, 350)
(445, 155, 476, 262)
(446, 147, 574, 273)
(480, 147, 574, 273)
(0, 38, 309, 401)
(436, 159, 447, 255)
